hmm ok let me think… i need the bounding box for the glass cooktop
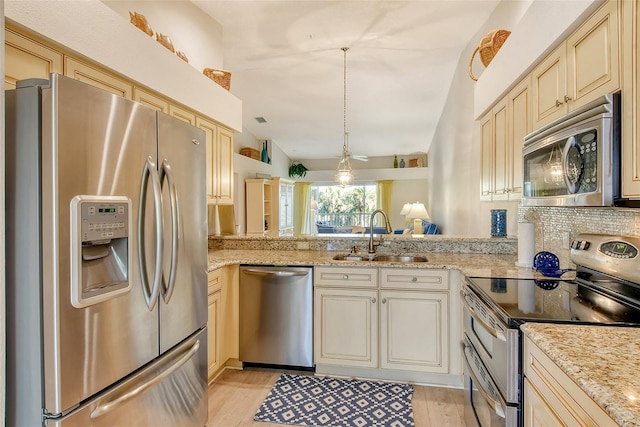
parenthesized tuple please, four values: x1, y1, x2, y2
(466, 277, 640, 327)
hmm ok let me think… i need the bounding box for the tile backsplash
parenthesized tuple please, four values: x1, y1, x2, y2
(519, 206, 640, 267)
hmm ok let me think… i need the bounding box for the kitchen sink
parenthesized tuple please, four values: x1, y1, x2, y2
(372, 255, 428, 263)
(332, 254, 370, 261)
(332, 254, 428, 263)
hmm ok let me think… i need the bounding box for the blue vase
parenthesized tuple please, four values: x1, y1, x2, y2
(261, 142, 269, 163)
(491, 209, 507, 237)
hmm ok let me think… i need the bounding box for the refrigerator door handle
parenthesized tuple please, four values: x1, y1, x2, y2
(90, 339, 201, 419)
(160, 159, 180, 303)
(138, 156, 164, 311)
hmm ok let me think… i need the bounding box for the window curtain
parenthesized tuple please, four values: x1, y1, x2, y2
(376, 180, 393, 215)
(293, 182, 311, 235)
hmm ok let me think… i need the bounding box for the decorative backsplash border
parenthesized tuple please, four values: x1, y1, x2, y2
(519, 206, 640, 267)
(209, 235, 517, 254)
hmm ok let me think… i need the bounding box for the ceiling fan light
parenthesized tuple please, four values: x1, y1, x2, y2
(336, 169, 354, 187)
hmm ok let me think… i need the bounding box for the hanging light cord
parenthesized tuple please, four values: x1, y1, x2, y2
(342, 47, 349, 154)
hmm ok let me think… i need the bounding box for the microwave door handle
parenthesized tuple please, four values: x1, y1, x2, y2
(159, 159, 179, 304)
(461, 290, 507, 342)
(461, 341, 506, 419)
(138, 157, 163, 311)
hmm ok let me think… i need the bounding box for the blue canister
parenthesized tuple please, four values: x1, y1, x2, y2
(491, 209, 507, 237)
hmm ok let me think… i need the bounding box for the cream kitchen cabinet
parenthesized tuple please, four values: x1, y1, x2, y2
(480, 79, 529, 202)
(133, 87, 170, 113)
(207, 270, 222, 381)
(523, 335, 617, 427)
(314, 287, 379, 368)
(207, 265, 240, 382)
(245, 179, 273, 235)
(4, 27, 63, 90)
(207, 269, 223, 381)
(314, 266, 451, 376)
(380, 291, 448, 373)
(480, 99, 508, 201)
(621, 0, 640, 198)
(531, 0, 620, 130)
(64, 57, 133, 99)
(169, 104, 197, 125)
(197, 117, 234, 204)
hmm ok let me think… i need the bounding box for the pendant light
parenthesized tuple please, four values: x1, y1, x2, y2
(335, 47, 354, 187)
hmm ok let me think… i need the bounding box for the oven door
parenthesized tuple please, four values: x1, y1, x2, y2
(463, 336, 519, 427)
(462, 285, 520, 404)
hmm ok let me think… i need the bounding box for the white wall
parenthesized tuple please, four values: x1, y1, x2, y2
(102, 0, 224, 74)
(427, 0, 532, 237)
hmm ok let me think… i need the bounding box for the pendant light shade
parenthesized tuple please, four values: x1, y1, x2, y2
(335, 47, 354, 186)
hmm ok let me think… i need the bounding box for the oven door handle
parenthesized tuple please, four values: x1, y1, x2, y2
(461, 290, 507, 342)
(461, 341, 507, 419)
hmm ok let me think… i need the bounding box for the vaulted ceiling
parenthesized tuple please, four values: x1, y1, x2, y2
(194, 1, 500, 160)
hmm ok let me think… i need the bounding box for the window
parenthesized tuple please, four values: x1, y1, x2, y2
(312, 184, 377, 229)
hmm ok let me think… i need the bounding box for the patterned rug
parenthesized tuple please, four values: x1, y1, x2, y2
(254, 374, 415, 427)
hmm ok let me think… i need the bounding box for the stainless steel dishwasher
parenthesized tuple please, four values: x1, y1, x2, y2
(239, 266, 314, 368)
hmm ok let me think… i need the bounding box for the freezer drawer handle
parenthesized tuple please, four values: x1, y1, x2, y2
(243, 268, 310, 277)
(461, 340, 506, 419)
(138, 157, 164, 311)
(160, 159, 179, 303)
(90, 340, 200, 419)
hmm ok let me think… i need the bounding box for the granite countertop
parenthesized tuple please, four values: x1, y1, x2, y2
(207, 249, 551, 279)
(521, 323, 640, 426)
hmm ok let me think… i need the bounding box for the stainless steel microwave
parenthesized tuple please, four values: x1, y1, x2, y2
(522, 95, 618, 207)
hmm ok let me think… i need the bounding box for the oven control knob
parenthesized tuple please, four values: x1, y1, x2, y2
(579, 241, 591, 250)
(571, 240, 580, 249)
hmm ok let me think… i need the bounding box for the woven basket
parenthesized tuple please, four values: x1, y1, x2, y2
(469, 29, 511, 81)
(203, 68, 232, 91)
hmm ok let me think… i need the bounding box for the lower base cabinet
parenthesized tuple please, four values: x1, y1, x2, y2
(380, 290, 448, 373)
(314, 267, 452, 378)
(207, 265, 239, 382)
(314, 288, 378, 368)
(523, 335, 617, 426)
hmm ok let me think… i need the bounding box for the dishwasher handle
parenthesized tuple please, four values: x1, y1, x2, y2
(242, 268, 310, 278)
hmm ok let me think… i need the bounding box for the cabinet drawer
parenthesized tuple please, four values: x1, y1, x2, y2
(314, 266, 378, 288)
(208, 269, 222, 295)
(380, 268, 448, 290)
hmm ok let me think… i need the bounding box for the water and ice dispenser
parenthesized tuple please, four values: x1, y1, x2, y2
(70, 195, 132, 308)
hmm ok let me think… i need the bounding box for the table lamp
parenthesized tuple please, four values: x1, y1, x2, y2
(406, 202, 430, 235)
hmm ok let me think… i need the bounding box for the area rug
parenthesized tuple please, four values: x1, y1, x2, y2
(254, 374, 415, 427)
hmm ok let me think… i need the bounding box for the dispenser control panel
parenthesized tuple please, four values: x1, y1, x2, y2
(80, 201, 129, 242)
(70, 195, 132, 308)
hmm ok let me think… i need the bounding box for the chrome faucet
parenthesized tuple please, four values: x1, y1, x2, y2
(368, 209, 393, 254)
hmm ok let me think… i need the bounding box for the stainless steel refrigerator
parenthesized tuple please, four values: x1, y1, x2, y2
(6, 74, 209, 426)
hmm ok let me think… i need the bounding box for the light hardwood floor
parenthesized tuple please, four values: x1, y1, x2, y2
(207, 368, 468, 426)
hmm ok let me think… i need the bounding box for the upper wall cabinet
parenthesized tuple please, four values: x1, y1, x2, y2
(133, 87, 170, 113)
(4, 28, 63, 90)
(621, 0, 640, 198)
(480, 78, 529, 202)
(197, 118, 234, 205)
(64, 57, 133, 98)
(531, 0, 620, 130)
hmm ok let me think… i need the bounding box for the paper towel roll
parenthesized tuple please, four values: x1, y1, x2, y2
(516, 222, 535, 268)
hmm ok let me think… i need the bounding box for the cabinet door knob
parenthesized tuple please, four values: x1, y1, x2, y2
(343, 275, 349, 280)
(411, 277, 418, 282)
(555, 99, 563, 107)
(382, 298, 387, 304)
(564, 95, 572, 102)
(371, 297, 376, 304)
